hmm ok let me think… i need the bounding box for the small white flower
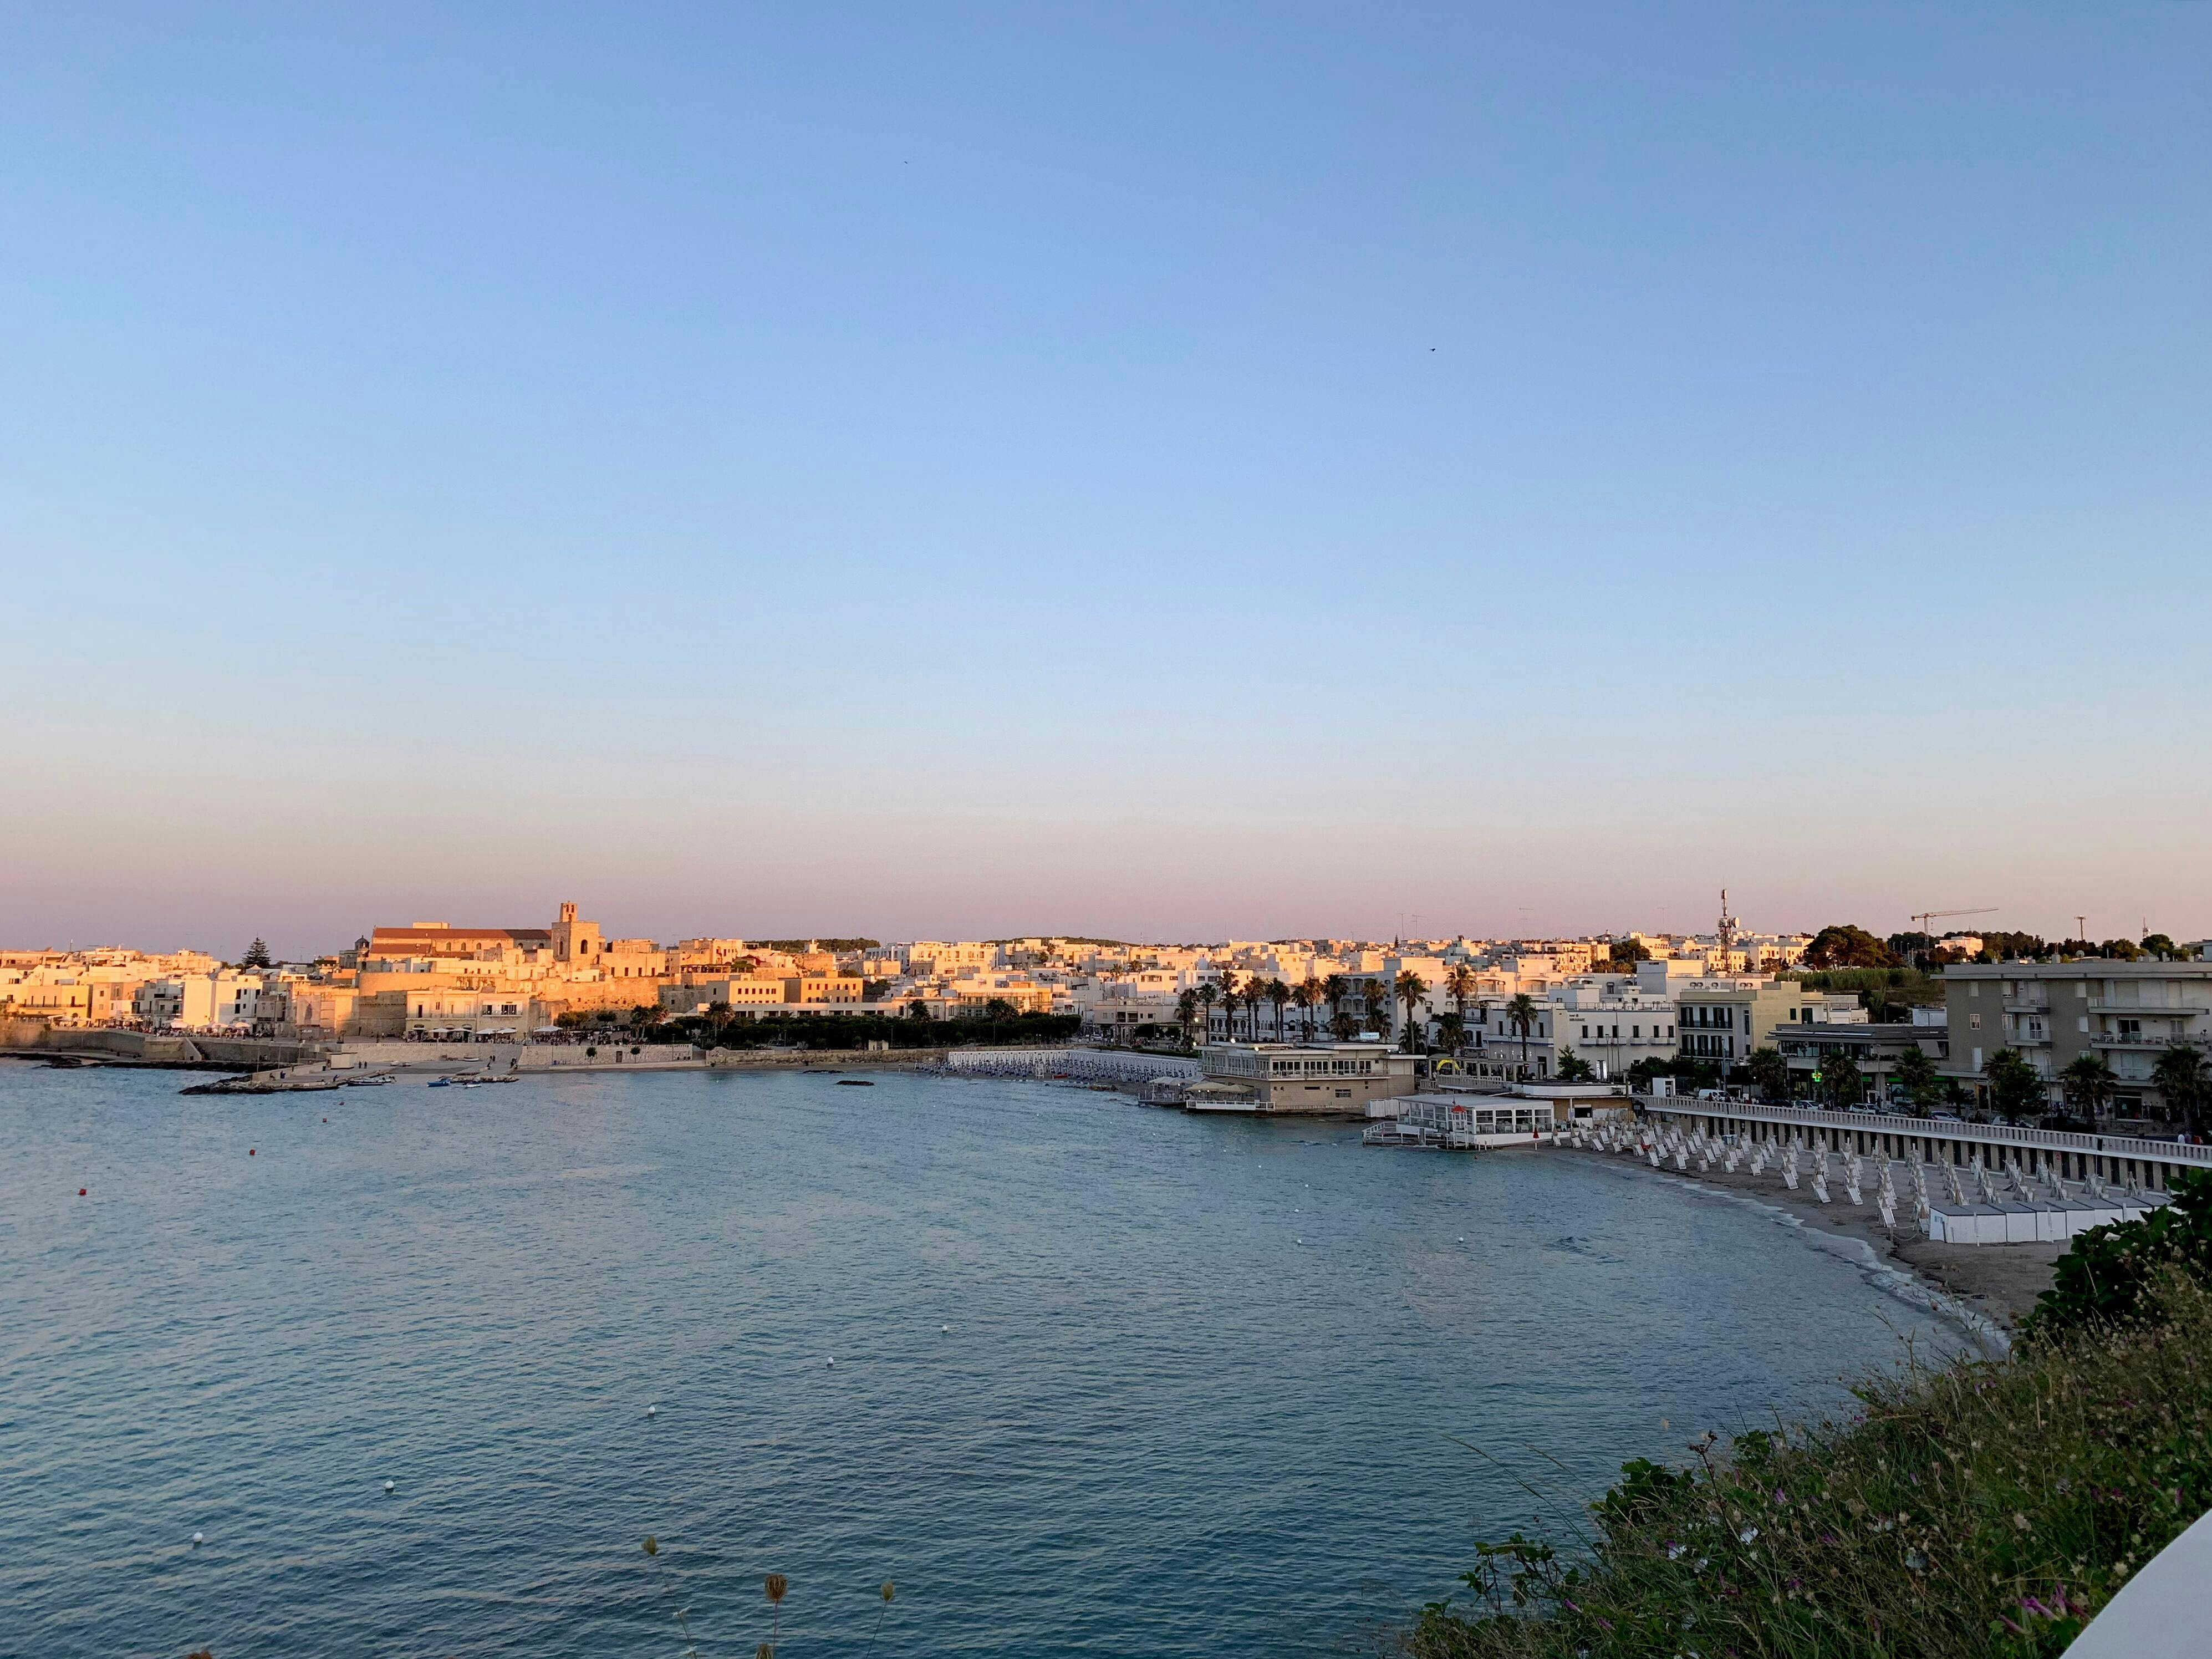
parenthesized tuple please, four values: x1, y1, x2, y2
(1739, 1526, 1759, 1545)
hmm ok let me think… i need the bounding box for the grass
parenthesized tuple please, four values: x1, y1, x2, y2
(1403, 1273, 2212, 1658)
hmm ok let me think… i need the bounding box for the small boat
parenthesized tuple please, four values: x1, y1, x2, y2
(427, 1077, 456, 1088)
(345, 1075, 393, 1088)
(836, 1078, 874, 1087)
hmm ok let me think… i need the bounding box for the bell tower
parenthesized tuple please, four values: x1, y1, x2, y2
(552, 900, 601, 963)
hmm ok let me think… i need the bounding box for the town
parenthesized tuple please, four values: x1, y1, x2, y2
(7, 895, 2208, 1128)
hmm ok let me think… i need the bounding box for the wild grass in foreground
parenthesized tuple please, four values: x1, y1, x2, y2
(1406, 1271, 2212, 1658)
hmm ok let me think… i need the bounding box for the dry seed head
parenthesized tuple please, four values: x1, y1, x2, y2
(765, 1572, 788, 1604)
(881, 1580, 896, 1602)
(643, 1536, 659, 1556)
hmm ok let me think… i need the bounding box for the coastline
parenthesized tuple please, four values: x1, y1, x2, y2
(1560, 1143, 2046, 1354)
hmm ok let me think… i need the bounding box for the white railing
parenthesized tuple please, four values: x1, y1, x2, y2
(1646, 1097, 2212, 1166)
(937, 1046, 1199, 1081)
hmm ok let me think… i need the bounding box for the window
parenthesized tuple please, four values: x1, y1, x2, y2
(1970, 1014, 1980, 1030)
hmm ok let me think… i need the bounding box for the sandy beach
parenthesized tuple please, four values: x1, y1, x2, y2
(1557, 1142, 2064, 1338)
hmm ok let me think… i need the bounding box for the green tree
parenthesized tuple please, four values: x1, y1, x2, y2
(1555, 1047, 1594, 1082)
(1505, 993, 1539, 1077)
(1745, 1046, 1791, 1103)
(1267, 978, 1292, 1041)
(1293, 976, 1322, 1040)
(1196, 980, 1218, 1041)
(2143, 932, 2179, 958)
(1328, 1010, 1358, 1042)
(1604, 937, 1650, 966)
(1984, 1046, 2045, 1123)
(1219, 974, 1243, 1041)
(1395, 969, 1429, 1053)
(1435, 1012, 1466, 1056)
(983, 997, 1017, 1021)
(1815, 1046, 1863, 1109)
(1890, 1044, 1941, 1115)
(1175, 989, 1198, 1047)
(2060, 1052, 2117, 1122)
(2025, 1169, 2212, 1341)
(2153, 1042, 2209, 1136)
(1803, 924, 1899, 970)
(906, 998, 932, 1021)
(241, 937, 273, 969)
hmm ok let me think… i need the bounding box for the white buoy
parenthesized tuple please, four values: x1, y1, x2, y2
(826, 1356, 835, 1366)
(940, 1324, 949, 1333)
(646, 1404, 656, 1417)
(1457, 1236, 1465, 1243)
(191, 1531, 203, 1546)
(1295, 1237, 1303, 1244)
(384, 1480, 395, 1494)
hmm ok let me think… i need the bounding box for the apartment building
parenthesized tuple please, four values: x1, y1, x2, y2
(1673, 976, 1857, 1068)
(1775, 1011, 1947, 1104)
(658, 975, 789, 1015)
(1941, 960, 2212, 1114)
(1552, 980, 1679, 1077)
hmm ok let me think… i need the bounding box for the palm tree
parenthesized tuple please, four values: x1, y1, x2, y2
(1505, 993, 1539, 1078)
(1175, 989, 1198, 1047)
(1322, 974, 1348, 1034)
(2060, 1052, 2117, 1123)
(1216, 975, 1240, 1042)
(1196, 980, 1219, 1042)
(1444, 964, 1476, 1027)
(1355, 977, 1382, 1038)
(1267, 978, 1292, 1041)
(1745, 1046, 1790, 1104)
(2153, 1042, 2209, 1137)
(1394, 969, 1429, 1054)
(1435, 1012, 1465, 1056)
(1290, 978, 1317, 1039)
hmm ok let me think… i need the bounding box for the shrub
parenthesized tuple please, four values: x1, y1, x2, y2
(2021, 1168, 2212, 1343)
(1406, 1271, 2212, 1658)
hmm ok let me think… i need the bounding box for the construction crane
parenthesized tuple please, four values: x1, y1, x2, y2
(1909, 906, 1997, 936)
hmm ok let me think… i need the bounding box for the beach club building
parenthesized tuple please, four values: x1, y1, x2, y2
(1196, 1040, 1425, 1113)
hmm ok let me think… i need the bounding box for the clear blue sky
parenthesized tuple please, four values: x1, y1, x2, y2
(4, 3, 2208, 955)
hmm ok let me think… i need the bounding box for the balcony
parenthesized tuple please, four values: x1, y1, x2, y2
(2091, 1034, 2211, 1053)
(2089, 1001, 2208, 1017)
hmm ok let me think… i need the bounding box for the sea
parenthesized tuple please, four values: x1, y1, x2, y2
(0, 1058, 1967, 1656)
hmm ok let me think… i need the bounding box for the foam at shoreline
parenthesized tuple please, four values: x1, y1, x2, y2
(1575, 1149, 2012, 1357)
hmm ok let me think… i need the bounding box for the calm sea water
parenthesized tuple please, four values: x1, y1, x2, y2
(0, 1059, 1964, 1656)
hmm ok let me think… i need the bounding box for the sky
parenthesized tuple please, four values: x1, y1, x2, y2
(3, 3, 2208, 957)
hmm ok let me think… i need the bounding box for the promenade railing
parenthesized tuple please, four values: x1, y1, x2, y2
(1646, 1096, 2212, 1167)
